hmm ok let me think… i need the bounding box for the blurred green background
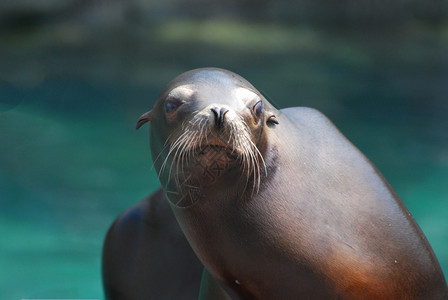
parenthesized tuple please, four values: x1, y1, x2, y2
(1, 1, 447, 299)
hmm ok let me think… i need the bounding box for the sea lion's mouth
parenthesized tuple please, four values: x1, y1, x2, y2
(197, 144, 238, 160)
(165, 143, 239, 208)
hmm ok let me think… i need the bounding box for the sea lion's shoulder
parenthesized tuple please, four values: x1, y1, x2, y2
(102, 190, 163, 295)
(279, 107, 349, 149)
(102, 190, 161, 273)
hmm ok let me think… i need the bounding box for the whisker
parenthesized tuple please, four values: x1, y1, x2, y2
(172, 131, 194, 186)
(160, 129, 191, 178)
(155, 111, 266, 198)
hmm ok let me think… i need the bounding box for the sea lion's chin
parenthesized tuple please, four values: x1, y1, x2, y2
(164, 145, 241, 208)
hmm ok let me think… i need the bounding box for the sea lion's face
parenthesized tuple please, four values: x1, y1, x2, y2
(137, 69, 278, 207)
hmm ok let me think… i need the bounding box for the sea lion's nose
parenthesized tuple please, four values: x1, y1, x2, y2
(211, 106, 229, 129)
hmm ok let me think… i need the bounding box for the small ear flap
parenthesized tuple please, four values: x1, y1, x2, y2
(267, 114, 279, 125)
(136, 111, 153, 130)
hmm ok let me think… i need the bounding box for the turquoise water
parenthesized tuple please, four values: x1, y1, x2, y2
(0, 105, 159, 299)
(1, 20, 447, 299)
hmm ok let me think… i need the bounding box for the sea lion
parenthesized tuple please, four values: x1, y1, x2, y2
(102, 189, 204, 299)
(103, 68, 448, 299)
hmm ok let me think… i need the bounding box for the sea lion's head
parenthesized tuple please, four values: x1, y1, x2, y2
(137, 68, 278, 207)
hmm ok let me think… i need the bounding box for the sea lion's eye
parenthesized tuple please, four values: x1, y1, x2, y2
(165, 102, 177, 113)
(165, 99, 183, 113)
(252, 100, 264, 117)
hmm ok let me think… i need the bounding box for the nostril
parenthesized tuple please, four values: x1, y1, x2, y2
(220, 107, 229, 119)
(211, 107, 229, 129)
(211, 107, 219, 119)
